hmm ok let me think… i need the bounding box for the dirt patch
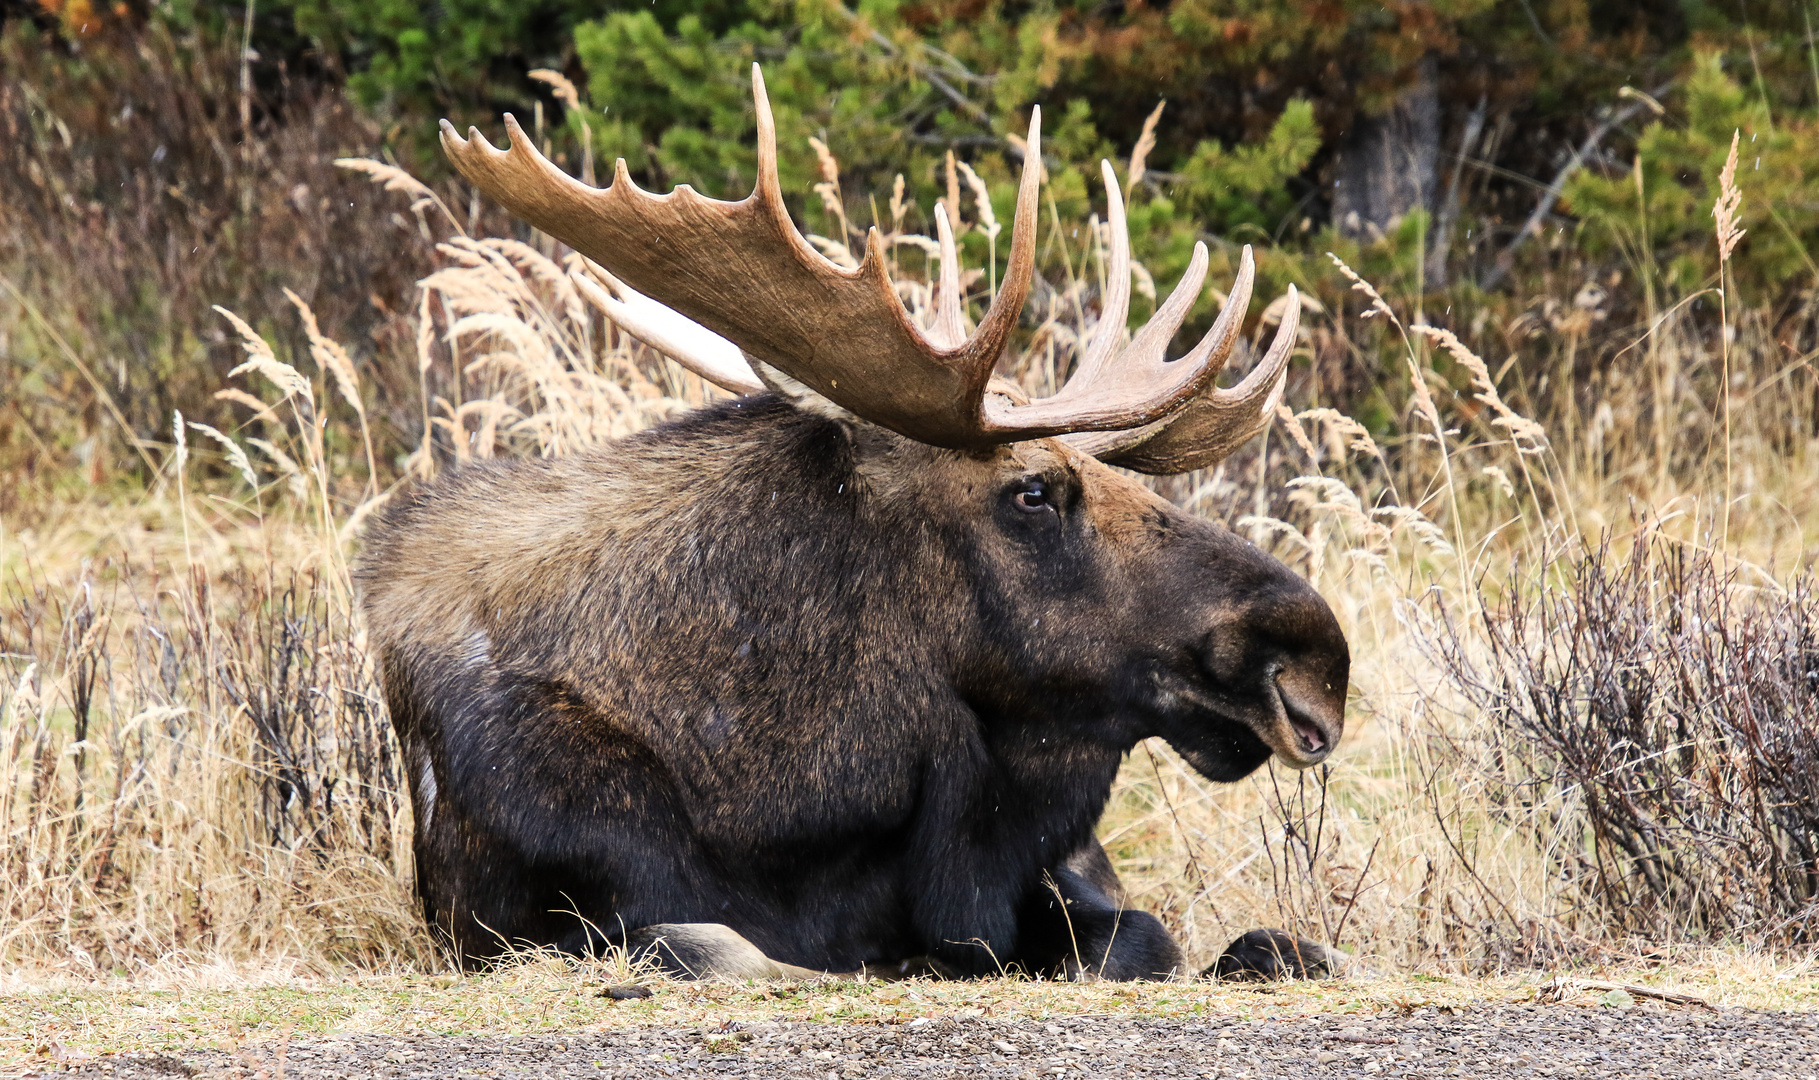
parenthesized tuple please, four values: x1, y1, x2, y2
(37, 1003, 1816, 1078)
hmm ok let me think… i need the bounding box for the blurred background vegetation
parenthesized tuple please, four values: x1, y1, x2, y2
(6, 0, 1819, 502)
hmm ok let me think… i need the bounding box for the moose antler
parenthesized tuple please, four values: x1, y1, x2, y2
(1064, 274, 1299, 475)
(566, 258, 764, 394)
(441, 64, 1284, 450)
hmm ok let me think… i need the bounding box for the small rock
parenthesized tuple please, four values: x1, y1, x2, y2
(1316, 1050, 1340, 1064)
(598, 983, 653, 1000)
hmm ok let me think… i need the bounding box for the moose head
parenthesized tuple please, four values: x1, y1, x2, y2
(359, 66, 1349, 978)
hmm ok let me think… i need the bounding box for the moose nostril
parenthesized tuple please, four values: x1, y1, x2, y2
(1287, 716, 1331, 749)
(1290, 714, 1325, 753)
(1278, 684, 1335, 757)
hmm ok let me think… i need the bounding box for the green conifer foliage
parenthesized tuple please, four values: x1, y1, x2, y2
(170, 0, 1819, 416)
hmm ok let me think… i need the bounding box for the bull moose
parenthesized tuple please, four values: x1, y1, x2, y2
(357, 67, 1349, 980)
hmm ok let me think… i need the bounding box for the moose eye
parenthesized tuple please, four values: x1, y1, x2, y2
(1013, 480, 1052, 513)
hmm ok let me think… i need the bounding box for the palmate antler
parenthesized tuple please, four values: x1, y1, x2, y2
(440, 65, 1296, 466)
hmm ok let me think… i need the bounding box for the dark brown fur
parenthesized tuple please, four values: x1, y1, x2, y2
(358, 392, 1349, 977)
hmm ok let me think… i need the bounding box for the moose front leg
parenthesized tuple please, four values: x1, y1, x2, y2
(905, 850, 1029, 976)
(901, 777, 1042, 975)
(1015, 841, 1185, 981)
(622, 924, 832, 980)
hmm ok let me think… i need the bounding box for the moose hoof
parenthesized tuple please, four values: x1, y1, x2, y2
(1204, 928, 1338, 982)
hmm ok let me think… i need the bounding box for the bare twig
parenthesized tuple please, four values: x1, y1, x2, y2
(1543, 976, 1715, 1009)
(1426, 95, 1486, 287)
(827, 3, 991, 123)
(1483, 83, 1673, 289)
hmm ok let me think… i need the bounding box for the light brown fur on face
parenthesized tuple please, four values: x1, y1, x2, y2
(846, 417, 1170, 551)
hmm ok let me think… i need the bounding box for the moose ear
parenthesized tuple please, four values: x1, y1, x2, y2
(749, 358, 865, 427)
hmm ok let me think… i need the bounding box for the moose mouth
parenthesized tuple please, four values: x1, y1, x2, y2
(1272, 680, 1338, 769)
(1160, 678, 1336, 778)
(1286, 701, 1328, 755)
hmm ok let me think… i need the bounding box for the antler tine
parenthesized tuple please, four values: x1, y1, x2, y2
(1086, 285, 1302, 475)
(963, 101, 1043, 399)
(1069, 160, 1133, 389)
(1010, 210, 1257, 436)
(1061, 245, 1254, 456)
(1165, 244, 1255, 377)
(928, 202, 966, 349)
(569, 258, 764, 394)
(749, 66, 833, 273)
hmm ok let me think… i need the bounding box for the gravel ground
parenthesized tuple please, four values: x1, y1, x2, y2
(40, 1002, 1818, 1079)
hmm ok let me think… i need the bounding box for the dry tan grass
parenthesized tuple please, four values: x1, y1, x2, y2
(1096, 224, 1819, 974)
(3, 153, 1817, 999)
